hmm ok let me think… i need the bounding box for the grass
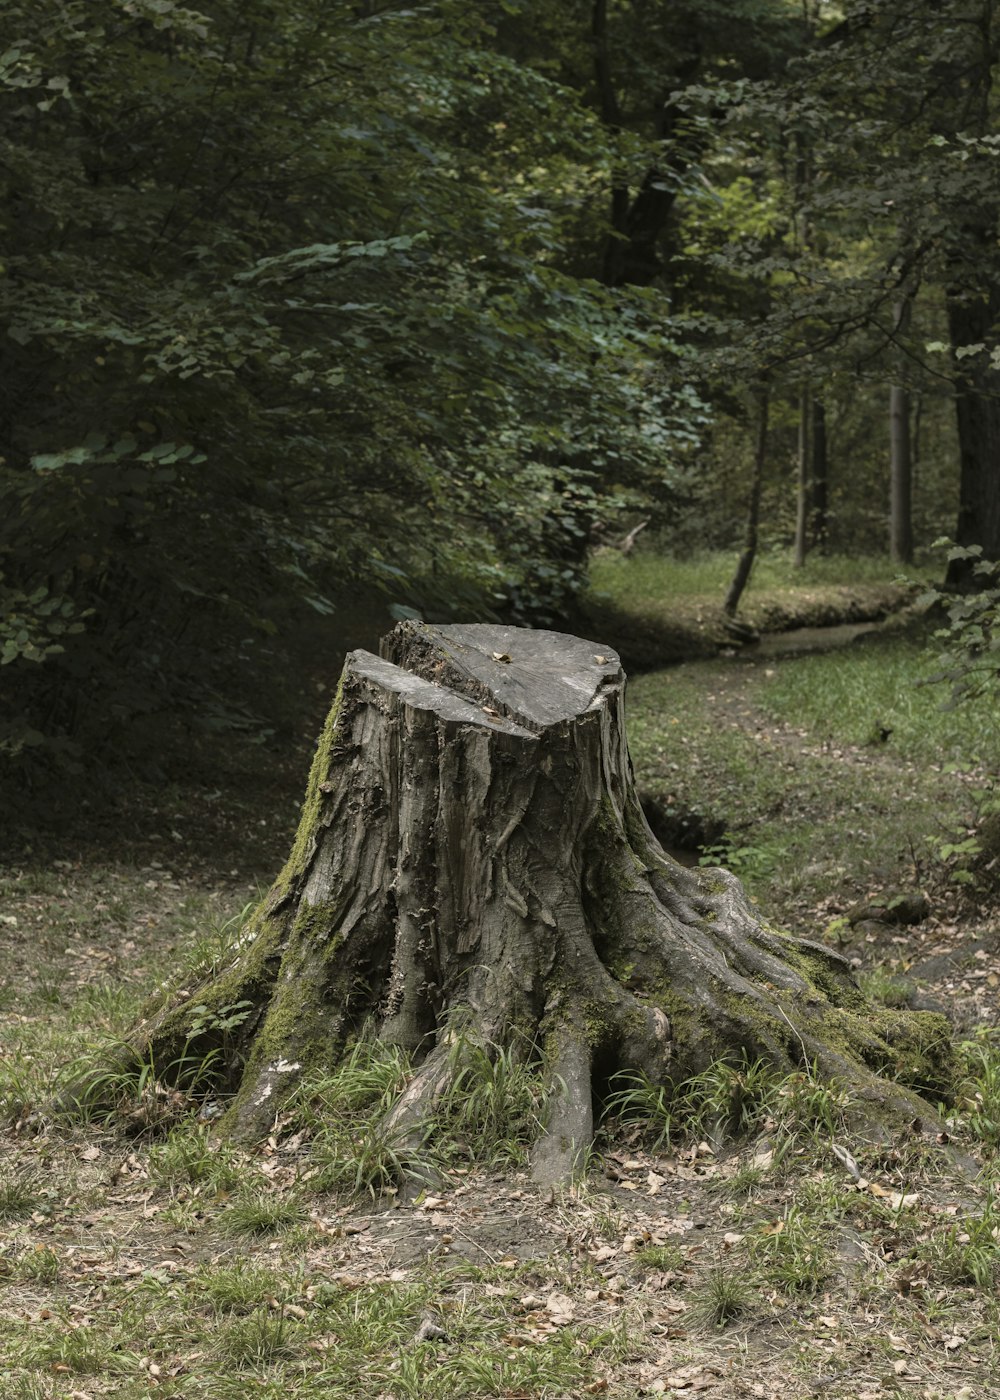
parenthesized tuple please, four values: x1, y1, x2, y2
(605, 1057, 850, 1154)
(583, 548, 921, 670)
(747, 1205, 832, 1295)
(757, 633, 1000, 769)
(589, 547, 914, 607)
(625, 640, 988, 913)
(219, 1188, 308, 1238)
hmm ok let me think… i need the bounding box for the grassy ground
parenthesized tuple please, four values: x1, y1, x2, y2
(581, 548, 923, 669)
(2, 554, 1000, 1400)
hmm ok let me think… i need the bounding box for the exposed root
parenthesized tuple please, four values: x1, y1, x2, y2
(381, 1040, 455, 1151)
(531, 1026, 594, 1187)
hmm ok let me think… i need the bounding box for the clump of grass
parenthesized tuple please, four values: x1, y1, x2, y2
(147, 1123, 242, 1191)
(923, 1218, 1000, 1289)
(16, 1323, 141, 1376)
(748, 1206, 831, 1295)
(955, 1029, 1000, 1147)
(214, 1308, 304, 1366)
(58, 1035, 225, 1133)
(309, 1123, 436, 1197)
(436, 1034, 547, 1166)
(182, 902, 256, 980)
(858, 967, 915, 1010)
(693, 1266, 753, 1327)
(605, 1058, 773, 1148)
(634, 1243, 685, 1272)
(773, 1068, 850, 1141)
(16, 1246, 60, 1283)
(717, 1161, 769, 1198)
(187, 1261, 290, 1315)
(0, 1170, 41, 1221)
(290, 1040, 413, 1131)
(606, 1055, 829, 1151)
(219, 1187, 307, 1238)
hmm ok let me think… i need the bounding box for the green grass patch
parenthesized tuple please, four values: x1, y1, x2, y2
(625, 639, 981, 911)
(757, 634, 1000, 769)
(591, 547, 912, 602)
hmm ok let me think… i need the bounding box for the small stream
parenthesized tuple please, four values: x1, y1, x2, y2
(742, 618, 885, 659)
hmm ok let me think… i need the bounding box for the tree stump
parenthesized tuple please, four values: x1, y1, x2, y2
(106, 623, 953, 1183)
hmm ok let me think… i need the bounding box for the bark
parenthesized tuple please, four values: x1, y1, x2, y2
(83, 623, 954, 1184)
(889, 383, 913, 565)
(592, 0, 703, 289)
(724, 390, 769, 617)
(890, 299, 914, 566)
(794, 387, 812, 568)
(811, 398, 829, 553)
(946, 287, 1000, 586)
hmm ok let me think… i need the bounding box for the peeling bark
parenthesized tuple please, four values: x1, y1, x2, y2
(93, 622, 954, 1184)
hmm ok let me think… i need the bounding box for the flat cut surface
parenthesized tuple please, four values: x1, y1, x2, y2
(413, 623, 622, 729)
(349, 652, 536, 737)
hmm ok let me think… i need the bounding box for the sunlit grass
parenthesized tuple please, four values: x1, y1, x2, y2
(589, 547, 921, 609)
(757, 635, 999, 769)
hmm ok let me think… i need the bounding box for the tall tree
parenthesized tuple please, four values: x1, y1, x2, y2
(890, 301, 915, 565)
(725, 1, 1000, 573)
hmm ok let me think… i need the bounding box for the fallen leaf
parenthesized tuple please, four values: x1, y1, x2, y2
(545, 1291, 576, 1325)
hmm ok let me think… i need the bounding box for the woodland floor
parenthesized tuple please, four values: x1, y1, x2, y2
(1, 594, 999, 1400)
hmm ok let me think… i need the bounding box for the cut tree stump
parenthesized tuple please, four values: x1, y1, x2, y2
(89, 623, 954, 1183)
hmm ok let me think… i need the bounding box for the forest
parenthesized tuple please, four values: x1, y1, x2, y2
(3, 3, 1000, 1398)
(4, 0, 1000, 780)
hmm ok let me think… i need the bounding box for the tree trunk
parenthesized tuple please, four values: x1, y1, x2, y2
(889, 383, 914, 565)
(946, 288, 1000, 586)
(88, 623, 953, 1183)
(890, 297, 914, 566)
(794, 387, 812, 567)
(725, 390, 769, 616)
(810, 398, 829, 552)
(591, 0, 704, 290)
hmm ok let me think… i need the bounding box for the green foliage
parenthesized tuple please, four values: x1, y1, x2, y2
(436, 1034, 548, 1166)
(922, 547, 1000, 713)
(693, 1267, 753, 1328)
(607, 1055, 848, 1151)
(954, 1030, 1000, 1149)
(747, 1205, 831, 1295)
(219, 1188, 307, 1239)
(1, 0, 706, 782)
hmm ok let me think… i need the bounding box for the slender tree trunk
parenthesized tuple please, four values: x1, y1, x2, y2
(811, 399, 829, 552)
(946, 288, 1000, 585)
(592, 0, 703, 289)
(890, 385, 914, 565)
(725, 390, 769, 616)
(71, 624, 955, 1184)
(890, 298, 914, 565)
(794, 388, 812, 567)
